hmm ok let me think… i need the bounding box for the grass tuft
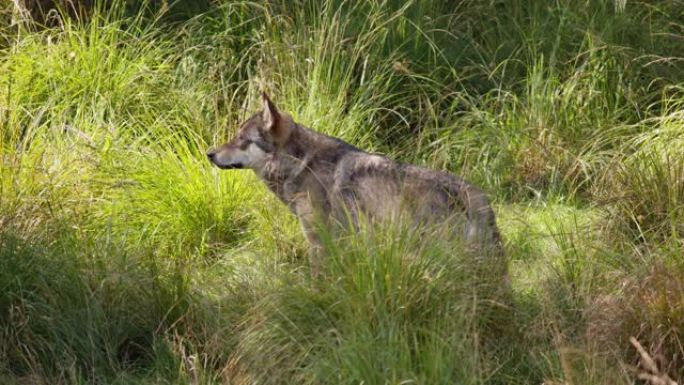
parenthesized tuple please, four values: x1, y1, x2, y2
(3, 0, 684, 383)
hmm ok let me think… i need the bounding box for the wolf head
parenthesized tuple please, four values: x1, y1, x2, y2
(207, 93, 294, 170)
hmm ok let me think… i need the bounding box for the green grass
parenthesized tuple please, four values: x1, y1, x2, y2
(2, 0, 684, 383)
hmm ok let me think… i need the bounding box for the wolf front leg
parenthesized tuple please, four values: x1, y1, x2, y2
(292, 197, 328, 281)
(300, 217, 324, 281)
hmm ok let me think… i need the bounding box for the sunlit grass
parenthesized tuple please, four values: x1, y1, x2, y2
(2, 0, 684, 384)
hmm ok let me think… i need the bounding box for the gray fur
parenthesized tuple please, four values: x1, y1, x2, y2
(207, 94, 504, 277)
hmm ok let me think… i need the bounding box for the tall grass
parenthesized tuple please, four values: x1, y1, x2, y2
(2, 0, 684, 383)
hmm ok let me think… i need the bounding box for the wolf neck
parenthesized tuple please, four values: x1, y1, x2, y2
(256, 123, 358, 204)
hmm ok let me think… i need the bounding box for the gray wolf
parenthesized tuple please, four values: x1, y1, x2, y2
(207, 93, 504, 277)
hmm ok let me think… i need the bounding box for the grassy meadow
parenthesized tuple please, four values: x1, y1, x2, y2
(2, 0, 684, 383)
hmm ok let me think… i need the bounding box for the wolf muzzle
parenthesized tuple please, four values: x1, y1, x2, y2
(206, 149, 244, 169)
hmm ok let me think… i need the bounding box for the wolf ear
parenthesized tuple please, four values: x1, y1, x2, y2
(261, 92, 279, 131)
(261, 92, 291, 143)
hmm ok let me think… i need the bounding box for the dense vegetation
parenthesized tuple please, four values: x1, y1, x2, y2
(2, 1, 684, 383)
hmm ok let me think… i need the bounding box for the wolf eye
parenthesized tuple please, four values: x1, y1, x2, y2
(236, 134, 253, 149)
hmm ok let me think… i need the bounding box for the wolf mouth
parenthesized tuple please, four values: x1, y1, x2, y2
(217, 163, 244, 170)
